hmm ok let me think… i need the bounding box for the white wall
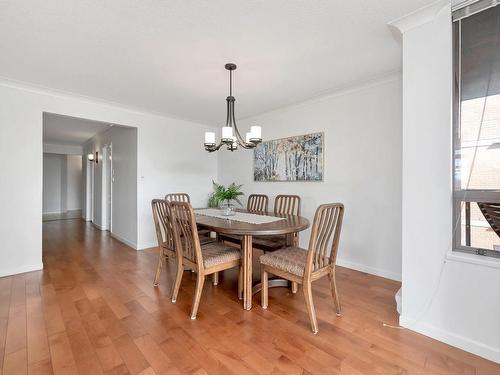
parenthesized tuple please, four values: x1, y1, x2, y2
(42, 153, 64, 214)
(42, 153, 82, 213)
(66, 154, 82, 211)
(218, 76, 403, 281)
(392, 1, 500, 363)
(83, 126, 138, 247)
(44, 143, 83, 155)
(0, 80, 217, 277)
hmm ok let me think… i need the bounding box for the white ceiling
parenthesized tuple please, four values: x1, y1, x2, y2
(43, 113, 112, 146)
(1, 0, 436, 125)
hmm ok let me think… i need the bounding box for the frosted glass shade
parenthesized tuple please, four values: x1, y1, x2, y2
(245, 132, 252, 143)
(222, 126, 233, 141)
(204, 132, 215, 145)
(250, 126, 262, 140)
(87, 153, 95, 161)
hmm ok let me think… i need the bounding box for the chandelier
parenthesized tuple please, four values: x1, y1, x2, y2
(204, 63, 262, 152)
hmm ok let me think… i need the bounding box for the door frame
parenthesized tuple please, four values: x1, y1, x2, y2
(101, 143, 113, 231)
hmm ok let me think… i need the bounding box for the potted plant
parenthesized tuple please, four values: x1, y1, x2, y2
(208, 181, 244, 216)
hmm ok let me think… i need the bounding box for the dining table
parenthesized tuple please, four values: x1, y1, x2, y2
(195, 208, 310, 310)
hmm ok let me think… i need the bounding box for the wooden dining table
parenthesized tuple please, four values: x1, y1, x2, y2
(195, 209, 310, 310)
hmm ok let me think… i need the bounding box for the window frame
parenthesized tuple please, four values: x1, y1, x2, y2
(452, 4, 500, 259)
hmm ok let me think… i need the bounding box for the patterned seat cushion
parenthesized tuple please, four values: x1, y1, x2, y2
(260, 247, 307, 276)
(202, 242, 241, 268)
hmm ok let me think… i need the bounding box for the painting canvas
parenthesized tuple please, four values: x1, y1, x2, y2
(254, 132, 324, 181)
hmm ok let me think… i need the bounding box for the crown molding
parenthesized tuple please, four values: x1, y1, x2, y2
(388, 0, 451, 34)
(239, 71, 401, 122)
(0, 76, 214, 128)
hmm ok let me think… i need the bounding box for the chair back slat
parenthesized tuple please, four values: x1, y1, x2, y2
(165, 193, 191, 203)
(247, 194, 269, 212)
(306, 203, 344, 275)
(170, 201, 203, 268)
(151, 199, 174, 250)
(274, 195, 301, 216)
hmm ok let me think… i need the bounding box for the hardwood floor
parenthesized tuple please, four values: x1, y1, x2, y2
(0, 219, 498, 374)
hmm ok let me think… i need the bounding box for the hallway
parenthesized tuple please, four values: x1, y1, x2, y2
(0, 220, 498, 374)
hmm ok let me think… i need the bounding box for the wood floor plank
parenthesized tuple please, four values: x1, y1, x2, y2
(79, 312, 126, 373)
(113, 335, 150, 375)
(26, 272, 52, 371)
(0, 277, 13, 374)
(4, 276, 27, 357)
(2, 219, 497, 375)
(47, 332, 78, 375)
(3, 348, 27, 375)
(133, 334, 171, 375)
(67, 329, 104, 375)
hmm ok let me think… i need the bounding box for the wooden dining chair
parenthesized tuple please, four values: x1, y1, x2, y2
(166, 192, 213, 243)
(151, 199, 176, 288)
(170, 201, 243, 319)
(260, 203, 344, 333)
(253, 195, 302, 252)
(152, 196, 218, 295)
(165, 192, 191, 203)
(247, 194, 269, 212)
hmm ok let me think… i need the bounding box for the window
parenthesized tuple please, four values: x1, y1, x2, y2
(453, 2, 500, 258)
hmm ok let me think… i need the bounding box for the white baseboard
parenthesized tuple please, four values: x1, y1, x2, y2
(92, 222, 103, 230)
(110, 232, 137, 250)
(0, 263, 44, 278)
(400, 315, 500, 364)
(136, 241, 158, 250)
(43, 209, 81, 215)
(336, 257, 401, 281)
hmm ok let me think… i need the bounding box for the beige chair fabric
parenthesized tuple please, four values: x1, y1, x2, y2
(260, 247, 307, 276)
(202, 242, 241, 268)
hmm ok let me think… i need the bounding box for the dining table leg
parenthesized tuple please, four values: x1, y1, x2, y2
(241, 234, 253, 310)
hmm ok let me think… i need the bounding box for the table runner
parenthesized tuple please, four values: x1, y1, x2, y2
(195, 208, 285, 224)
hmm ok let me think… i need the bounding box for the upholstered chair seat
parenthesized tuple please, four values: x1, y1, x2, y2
(202, 242, 241, 268)
(260, 247, 307, 277)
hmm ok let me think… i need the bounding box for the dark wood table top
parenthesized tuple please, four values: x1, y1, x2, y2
(194, 209, 310, 236)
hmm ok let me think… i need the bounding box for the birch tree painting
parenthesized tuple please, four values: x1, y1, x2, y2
(254, 133, 323, 181)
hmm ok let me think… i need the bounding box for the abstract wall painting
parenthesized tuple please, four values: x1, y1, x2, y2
(253, 132, 324, 181)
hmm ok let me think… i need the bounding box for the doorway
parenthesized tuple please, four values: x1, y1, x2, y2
(42, 112, 138, 249)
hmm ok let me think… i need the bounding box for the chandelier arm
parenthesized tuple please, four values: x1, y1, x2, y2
(205, 141, 224, 152)
(231, 102, 255, 148)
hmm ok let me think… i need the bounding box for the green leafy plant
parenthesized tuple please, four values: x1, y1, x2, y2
(208, 181, 244, 208)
